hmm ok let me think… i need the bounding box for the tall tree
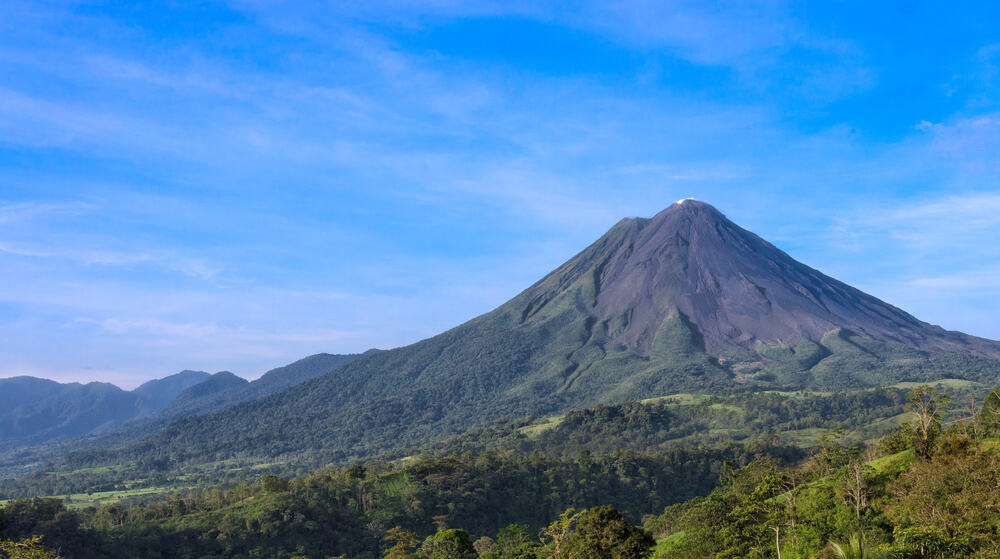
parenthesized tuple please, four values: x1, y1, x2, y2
(906, 386, 949, 460)
(564, 506, 655, 559)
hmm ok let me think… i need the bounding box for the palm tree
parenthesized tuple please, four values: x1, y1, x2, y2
(829, 533, 883, 559)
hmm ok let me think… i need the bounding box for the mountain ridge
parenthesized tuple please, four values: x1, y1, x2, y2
(0, 370, 209, 448)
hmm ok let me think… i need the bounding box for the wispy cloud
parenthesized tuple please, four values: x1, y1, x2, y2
(0, 242, 50, 257)
(0, 201, 92, 224)
(3, 1, 1000, 383)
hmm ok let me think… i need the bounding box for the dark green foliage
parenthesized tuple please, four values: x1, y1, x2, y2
(7, 387, 1000, 558)
(646, 387, 1000, 558)
(980, 387, 1000, 433)
(481, 525, 537, 559)
(0, 498, 102, 557)
(422, 389, 912, 462)
(419, 529, 477, 559)
(564, 506, 655, 559)
(0, 387, 921, 501)
(1, 443, 796, 559)
(0, 535, 61, 559)
(259, 475, 289, 493)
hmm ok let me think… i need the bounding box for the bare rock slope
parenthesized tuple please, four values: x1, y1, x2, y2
(516, 199, 999, 358)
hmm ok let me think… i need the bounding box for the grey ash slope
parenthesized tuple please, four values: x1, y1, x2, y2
(522, 199, 998, 357)
(98, 200, 1000, 467)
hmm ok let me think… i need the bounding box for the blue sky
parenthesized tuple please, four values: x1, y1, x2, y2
(2, 1, 1000, 387)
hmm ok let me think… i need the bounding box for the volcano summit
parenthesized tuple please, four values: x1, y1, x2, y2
(519, 199, 998, 358)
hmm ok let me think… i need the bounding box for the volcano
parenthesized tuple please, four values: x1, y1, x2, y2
(104, 200, 1000, 464)
(517, 199, 997, 358)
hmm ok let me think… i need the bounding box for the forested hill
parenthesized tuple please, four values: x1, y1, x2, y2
(2, 383, 947, 500)
(0, 353, 370, 480)
(150, 351, 375, 423)
(0, 371, 209, 449)
(60, 201, 1000, 472)
(4, 385, 1000, 559)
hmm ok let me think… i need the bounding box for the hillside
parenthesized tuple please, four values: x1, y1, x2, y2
(155, 372, 249, 417)
(150, 352, 373, 422)
(645, 388, 1000, 558)
(130, 371, 212, 410)
(3, 384, 998, 559)
(0, 353, 370, 483)
(62, 201, 1000, 471)
(0, 371, 209, 449)
(5, 383, 945, 501)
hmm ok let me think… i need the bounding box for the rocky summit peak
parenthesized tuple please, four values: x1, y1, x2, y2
(514, 201, 1000, 359)
(645, 198, 727, 227)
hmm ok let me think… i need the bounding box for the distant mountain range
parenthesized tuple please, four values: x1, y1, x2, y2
(0, 352, 370, 451)
(0, 371, 208, 448)
(151, 352, 375, 423)
(67, 200, 1000, 470)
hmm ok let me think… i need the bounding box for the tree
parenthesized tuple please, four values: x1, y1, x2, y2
(0, 536, 61, 559)
(539, 509, 583, 559)
(980, 387, 1000, 434)
(564, 506, 655, 559)
(906, 386, 949, 460)
(806, 429, 856, 477)
(419, 529, 477, 559)
(485, 524, 538, 559)
(716, 461, 787, 559)
(841, 460, 874, 518)
(384, 527, 420, 559)
(829, 533, 883, 559)
(260, 475, 290, 493)
(957, 392, 984, 441)
(472, 536, 496, 557)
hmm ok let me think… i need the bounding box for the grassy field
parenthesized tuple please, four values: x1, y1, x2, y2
(507, 381, 964, 449)
(1, 484, 193, 509)
(518, 415, 565, 437)
(374, 471, 409, 497)
(640, 393, 712, 406)
(889, 378, 982, 390)
(761, 389, 834, 397)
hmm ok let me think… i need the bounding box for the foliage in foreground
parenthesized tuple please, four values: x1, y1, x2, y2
(646, 386, 1000, 558)
(0, 536, 61, 559)
(0, 444, 789, 559)
(3, 386, 912, 500)
(4, 386, 1000, 558)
